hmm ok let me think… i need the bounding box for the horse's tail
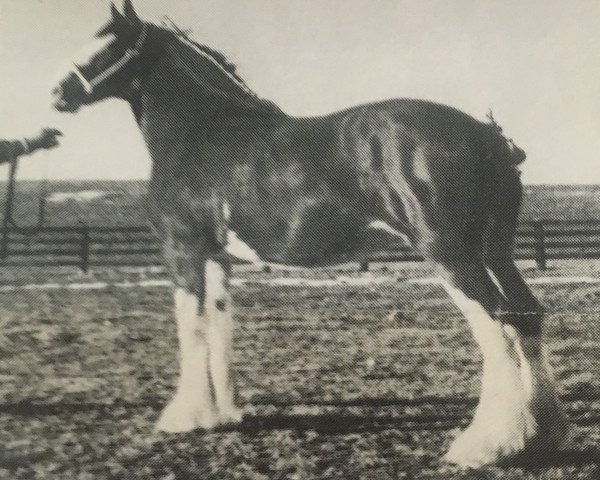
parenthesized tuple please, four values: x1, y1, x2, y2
(482, 130, 546, 335)
(505, 139, 526, 165)
(482, 111, 526, 166)
(482, 129, 526, 259)
(487, 123, 527, 167)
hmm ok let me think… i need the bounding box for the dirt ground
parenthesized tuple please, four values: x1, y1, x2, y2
(0, 261, 598, 479)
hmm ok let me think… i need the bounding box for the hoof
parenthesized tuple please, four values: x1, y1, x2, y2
(444, 425, 511, 468)
(444, 415, 568, 468)
(155, 396, 218, 433)
(218, 406, 243, 426)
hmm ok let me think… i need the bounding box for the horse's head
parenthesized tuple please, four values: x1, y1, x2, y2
(52, 0, 148, 112)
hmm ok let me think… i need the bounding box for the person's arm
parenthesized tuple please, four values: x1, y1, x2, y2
(27, 128, 63, 154)
(0, 139, 28, 164)
(0, 129, 62, 164)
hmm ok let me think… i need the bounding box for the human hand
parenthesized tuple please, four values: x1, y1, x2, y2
(30, 128, 63, 150)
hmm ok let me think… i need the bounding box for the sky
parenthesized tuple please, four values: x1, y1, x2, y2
(0, 0, 599, 183)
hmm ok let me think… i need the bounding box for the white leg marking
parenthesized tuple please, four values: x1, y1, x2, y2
(442, 281, 567, 467)
(156, 287, 217, 433)
(204, 260, 243, 425)
(366, 220, 412, 246)
(225, 231, 262, 264)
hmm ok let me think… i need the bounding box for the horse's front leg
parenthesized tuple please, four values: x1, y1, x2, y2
(156, 280, 216, 432)
(204, 259, 243, 425)
(156, 257, 241, 432)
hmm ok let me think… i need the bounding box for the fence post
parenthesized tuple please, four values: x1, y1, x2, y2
(80, 226, 90, 273)
(0, 229, 9, 260)
(533, 220, 546, 270)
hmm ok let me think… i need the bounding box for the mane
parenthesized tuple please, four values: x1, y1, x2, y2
(161, 19, 258, 99)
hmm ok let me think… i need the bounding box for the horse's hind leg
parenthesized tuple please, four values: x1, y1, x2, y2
(483, 176, 568, 460)
(485, 166, 544, 333)
(435, 252, 566, 467)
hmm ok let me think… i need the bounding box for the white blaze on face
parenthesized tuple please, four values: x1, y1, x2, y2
(51, 34, 117, 91)
(72, 34, 117, 67)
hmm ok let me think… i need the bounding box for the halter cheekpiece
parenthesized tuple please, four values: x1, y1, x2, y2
(71, 24, 148, 95)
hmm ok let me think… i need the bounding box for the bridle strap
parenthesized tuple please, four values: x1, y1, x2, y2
(72, 24, 148, 95)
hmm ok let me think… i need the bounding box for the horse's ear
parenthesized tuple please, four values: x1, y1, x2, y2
(123, 0, 139, 22)
(110, 2, 122, 20)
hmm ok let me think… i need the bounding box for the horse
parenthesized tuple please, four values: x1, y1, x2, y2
(51, 0, 567, 467)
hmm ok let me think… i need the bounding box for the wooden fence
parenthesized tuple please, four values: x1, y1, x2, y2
(1, 220, 600, 272)
(0, 225, 161, 272)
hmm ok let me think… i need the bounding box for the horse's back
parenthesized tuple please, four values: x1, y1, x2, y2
(284, 98, 512, 189)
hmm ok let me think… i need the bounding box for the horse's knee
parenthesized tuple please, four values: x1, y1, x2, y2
(174, 286, 200, 317)
(171, 288, 212, 360)
(204, 259, 231, 313)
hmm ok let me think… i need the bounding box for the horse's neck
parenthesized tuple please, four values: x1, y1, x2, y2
(135, 63, 221, 143)
(131, 58, 280, 174)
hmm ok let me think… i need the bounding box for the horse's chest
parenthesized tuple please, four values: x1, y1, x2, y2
(147, 180, 228, 247)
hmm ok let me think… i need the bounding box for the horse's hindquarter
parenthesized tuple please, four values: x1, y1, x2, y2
(331, 100, 507, 253)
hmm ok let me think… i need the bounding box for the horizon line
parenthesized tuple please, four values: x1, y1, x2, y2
(2, 179, 600, 188)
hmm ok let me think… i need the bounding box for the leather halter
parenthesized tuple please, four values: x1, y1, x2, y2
(71, 24, 148, 95)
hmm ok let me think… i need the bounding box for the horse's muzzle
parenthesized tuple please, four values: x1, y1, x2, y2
(51, 74, 84, 112)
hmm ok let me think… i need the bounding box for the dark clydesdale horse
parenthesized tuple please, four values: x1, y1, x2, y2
(52, 1, 567, 467)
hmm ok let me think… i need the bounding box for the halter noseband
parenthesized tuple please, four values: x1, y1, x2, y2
(71, 24, 148, 95)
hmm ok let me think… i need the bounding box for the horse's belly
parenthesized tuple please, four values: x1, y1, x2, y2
(226, 220, 411, 267)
